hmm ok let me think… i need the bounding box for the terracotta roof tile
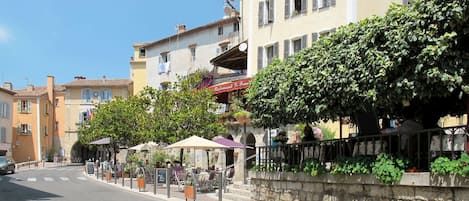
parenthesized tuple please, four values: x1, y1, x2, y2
(14, 85, 66, 97)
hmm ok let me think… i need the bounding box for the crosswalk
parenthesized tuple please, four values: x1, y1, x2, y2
(1, 176, 88, 183)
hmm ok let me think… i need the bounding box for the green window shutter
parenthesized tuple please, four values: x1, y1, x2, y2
(301, 34, 307, 49)
(273, 42, 279, 58)
(268, 0, 274, 23)
(301, 0, 307, 13)
(258, 2, 264, 26)
(284, 40, 290, 58)
(285, 0, 290, 19)
(257, 46, 264, 70)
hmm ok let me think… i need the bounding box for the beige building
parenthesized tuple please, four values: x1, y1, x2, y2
(130, 42, 149, 95)
(0, 83, 16, 157)
(62, 77, 133, 162)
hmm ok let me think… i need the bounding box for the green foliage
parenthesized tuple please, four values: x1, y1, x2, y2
(431, 153, 469, 176)
(303, 159, 326, 176)
(151, 150, 174, 166)
(250, 164, 277, 172)
(233, 110, 251, 119)
(372, 153, 408, 185)
(247, 0, 469, 127)
(331, 156, 373, 175)
(317, 125, 335, 140)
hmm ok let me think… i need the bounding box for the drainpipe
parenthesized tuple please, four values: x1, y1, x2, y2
(36, 97, 42, 161)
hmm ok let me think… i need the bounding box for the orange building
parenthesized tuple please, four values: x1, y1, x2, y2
(11, 76, 65, 162)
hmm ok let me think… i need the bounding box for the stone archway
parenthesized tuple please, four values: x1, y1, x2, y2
(71, 141, 95, 163)
(246, 133, 256, 169)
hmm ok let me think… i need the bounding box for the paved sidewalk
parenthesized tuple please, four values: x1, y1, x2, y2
(84, 168, 230, 201)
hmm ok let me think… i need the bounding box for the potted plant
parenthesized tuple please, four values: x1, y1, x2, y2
(137, 173, 145, 192)
(184, 178, 195, 200)
(105, 169, 112, 182)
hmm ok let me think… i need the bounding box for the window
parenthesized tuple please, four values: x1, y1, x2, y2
(284, 35, 306, 58)
(139, 48, 145, 58)
(218, 26, 224, 35)
(99, 89, 112, 102)
(55, 121, 58, 131)
(258, 0, 274, 26)
(312, 0, 336, 11)
(257, 42, 279, 69)
(44, 103, 49, 115)
(311, 28, 336, 45)
(158, 52, 171, 74)
(0, 102, 9, 119)
(18, 124, 31, 135)
(55, 98, 59, 107)
(190, 46, 196, 62)
(18, 100, 31, 113)
(44, 126, 48, 136)
(0, 127, 5, 143)
(233, 22, 239, 32)
(285, 0, 307, 18)
(81, 89, 92, 103)
(79, 110, 92, 123)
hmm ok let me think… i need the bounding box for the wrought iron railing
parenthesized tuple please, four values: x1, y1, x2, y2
(256, 126, 468, 172)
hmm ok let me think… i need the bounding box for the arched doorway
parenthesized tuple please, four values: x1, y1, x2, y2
(225, 134, 234, 168)
(71, 141, 95, 163)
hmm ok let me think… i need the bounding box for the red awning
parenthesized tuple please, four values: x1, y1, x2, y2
(208, 78, 252, 94)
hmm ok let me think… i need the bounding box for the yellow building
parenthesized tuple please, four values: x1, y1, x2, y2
(62, 76, 133, 162)
(12, 76, 63, 162)
(130, 42, 149, 95)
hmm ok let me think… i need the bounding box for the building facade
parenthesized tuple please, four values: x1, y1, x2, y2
(130, 42, 149, 95)
(0, 83, 16, 157)
(62, 77, 133, 162)
(144, 13, 241, 90)
(11, 76, 61, 162)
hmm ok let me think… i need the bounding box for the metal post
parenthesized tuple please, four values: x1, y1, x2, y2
(218, 172, 223, 201)
(243, 122, 247, 185)
(166, 168, 171, 198)
(114, 163, 117, 184)
(122, 164, 125, 187)
(154, 168, 157, 195)
(96, 163, 99, 179)
(101, 165, 104, 180)
(130, 164, 133, 189)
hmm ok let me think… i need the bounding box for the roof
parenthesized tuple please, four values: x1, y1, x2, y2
(144, 16, 239, 49)
(63, 79, 132, 87)
(210, 40, 247, 70)
(0, 87, 16, 95)
(15, 85, 66, 97)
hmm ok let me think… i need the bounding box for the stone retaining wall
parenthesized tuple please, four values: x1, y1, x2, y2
(250, 172, 469, 201)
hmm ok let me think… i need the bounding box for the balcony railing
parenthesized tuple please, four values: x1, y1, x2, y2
(256, 126, 468, 172)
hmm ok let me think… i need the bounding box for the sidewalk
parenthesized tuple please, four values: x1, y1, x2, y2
(84, 169, 230, 201)
(16, 161, 82, 172)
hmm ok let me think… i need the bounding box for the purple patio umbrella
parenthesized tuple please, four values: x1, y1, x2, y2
(213, 137, 253, 149)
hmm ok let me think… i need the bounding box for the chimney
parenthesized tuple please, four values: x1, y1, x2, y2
(47, 76, 55, 103)
(3, 82, 12, 90)
(177, 24, 186, 34)
(27, 84, 34, 92)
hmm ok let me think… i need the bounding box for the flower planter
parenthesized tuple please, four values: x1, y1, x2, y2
(137, 177, 145, 192)
(105, 171, 112, 182)
(184, 185, 195, 200)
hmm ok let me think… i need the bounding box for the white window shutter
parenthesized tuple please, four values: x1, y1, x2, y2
(27, 101, 31, 113)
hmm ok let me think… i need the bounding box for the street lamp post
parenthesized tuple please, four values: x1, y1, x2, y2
(243, 122, 247, 185)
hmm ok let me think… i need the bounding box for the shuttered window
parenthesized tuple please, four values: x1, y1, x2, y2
(259, 0, 275, 26)
(0, 127, 6, 143)
(312, 0, 335, 11)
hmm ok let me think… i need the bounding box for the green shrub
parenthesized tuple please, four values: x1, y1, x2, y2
(331, 156, 373, 175)
(303, 159, 326, 176)
(431, 153, 469, 176)
(372, 153, 408, 184)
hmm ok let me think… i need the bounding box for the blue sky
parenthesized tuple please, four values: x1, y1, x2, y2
(0, 0, 233, 89)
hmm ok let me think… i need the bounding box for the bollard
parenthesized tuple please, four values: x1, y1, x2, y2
(96, 164, 99, 179)
(166, 168, 171, 198)
(153, 168, 157, 195)
(114, 164, 117, 184)
(130, 165, 133, 189)
(122, 164, 125, 187)
(101, 165, 104, 180)
(218, 172, 223, 201)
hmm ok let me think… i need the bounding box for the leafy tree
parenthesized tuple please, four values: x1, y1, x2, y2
(248, 0, 469, 128)
(78, 95, 149, 147)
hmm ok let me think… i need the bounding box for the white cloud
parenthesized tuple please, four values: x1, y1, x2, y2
(0, 26, 11, 43)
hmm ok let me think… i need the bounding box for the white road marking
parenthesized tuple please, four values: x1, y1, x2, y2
(77, 177, 87, 180)
(27, 177, 37, 182)
(59, 177, 69, 181)
(44, 177, 54, 181)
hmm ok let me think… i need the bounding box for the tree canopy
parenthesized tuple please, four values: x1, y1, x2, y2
(247, 0, 469, 128)
(79, 71, 225, 147)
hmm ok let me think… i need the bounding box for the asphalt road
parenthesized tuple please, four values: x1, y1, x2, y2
(0, 166, 159, 201)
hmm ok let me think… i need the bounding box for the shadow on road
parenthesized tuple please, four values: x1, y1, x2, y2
(0, 175, 62, 201)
